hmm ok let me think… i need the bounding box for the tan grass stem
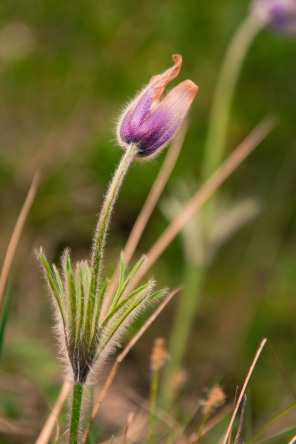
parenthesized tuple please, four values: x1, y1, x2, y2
(124, 123, 187, 266)
(130, 117, 275, 289)
(221, 338, 267, 444)
(288, 434, 296, 444)
(35, 379, 72, 444)
(0, 171, 40, 306)
(80, 287, 180, 443)
(123, 412, 134, 444)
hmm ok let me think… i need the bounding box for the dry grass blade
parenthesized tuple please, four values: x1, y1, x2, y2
(130, 117, 276, 288)
(35, 380, 72, 444)
(123, 412, 134, 444)
(288, 434, 296, 444)
(123, 122, 187, 266)
(228, 385, 239, 444)
(0, 171, 40, 306)
(104, 124, 187, 310)
(234, 394, 247, 444)
(221, 338, 267, 444)
(80, 287, 181, 443)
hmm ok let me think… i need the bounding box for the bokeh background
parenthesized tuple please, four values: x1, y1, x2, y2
(0, 0, 296, 442)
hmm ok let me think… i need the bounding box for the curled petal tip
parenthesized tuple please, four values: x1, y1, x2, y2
(149, 53, 183, 94)
(172, 53, 183, 66)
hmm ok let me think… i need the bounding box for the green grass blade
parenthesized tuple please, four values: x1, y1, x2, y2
(254, 425, 296, 444)
(0, 284, 11, 360)
(250, 400, 296, 442)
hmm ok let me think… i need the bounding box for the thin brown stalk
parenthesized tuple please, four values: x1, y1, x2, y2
(130, 117, 276, 289)
(0, 171, 40, 306)
(228, 385, 239, 444)
(123, 412, 134, 444)
(35, 380, 72, 444)
(288, 434, 296, 444)
(234, 394, 247, 444)
(124, 122, 187, 266)
(266, 341, 296, 399)
(80, 287, 180, 443)
(221, 338, 267, 444)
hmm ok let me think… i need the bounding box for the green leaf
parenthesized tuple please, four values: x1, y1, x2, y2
(124, 255, 146, 286)
(37, 250, 65, 324)
(99, 282, 155, 353)
(80, 261, 91, 332)
(90, 279, 108, 341)
(78, 265, 85, 335)
(52, 264, 66, 312)
(102, 282, 151, 328)
(148, 289, 166, 301)
(64, 251, 77, 338)
(109, 255, 146, 312)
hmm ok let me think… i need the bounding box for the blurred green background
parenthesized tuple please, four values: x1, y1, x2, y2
(0, 0, 296, 442)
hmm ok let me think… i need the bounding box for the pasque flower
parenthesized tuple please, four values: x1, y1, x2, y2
(38, 54, 197, 443)
(117, 54, 198, 158)
(251, 0, 296, 34)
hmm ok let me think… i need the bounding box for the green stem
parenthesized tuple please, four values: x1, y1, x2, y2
(69, 383, 83, 444)
(250, 400, 296, 442)
(149, 367, 160, 443)
(161, 262, 204, 410)
(195, 410, 211, 444)
(88, 144, 138, 322)
(202, 13, 262, 181)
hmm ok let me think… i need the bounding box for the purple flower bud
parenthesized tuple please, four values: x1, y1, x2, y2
(117, 54, 198, 158)
(251, 0, 296, 35)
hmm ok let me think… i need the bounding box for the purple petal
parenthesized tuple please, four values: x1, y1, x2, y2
(129, 87, 154, 133)
(120, 109, 134, 143)
(137, 109, 171, 148)
(137, 122, 180, 157)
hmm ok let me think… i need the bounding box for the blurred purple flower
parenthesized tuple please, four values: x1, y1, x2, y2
(252, 0, 296, 34)
(117, 54, 198, 158)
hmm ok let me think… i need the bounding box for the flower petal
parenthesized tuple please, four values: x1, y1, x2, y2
(158, 79, 199, 121)
(149, 54, 183, 109)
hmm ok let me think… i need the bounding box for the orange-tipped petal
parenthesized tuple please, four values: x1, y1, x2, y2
(158, 79, 199, 120)
(149, 54, 183, 105)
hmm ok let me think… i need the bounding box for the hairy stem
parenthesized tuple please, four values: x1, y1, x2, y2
(88, 143, 138, 323)
(69, 383, 83, 444)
